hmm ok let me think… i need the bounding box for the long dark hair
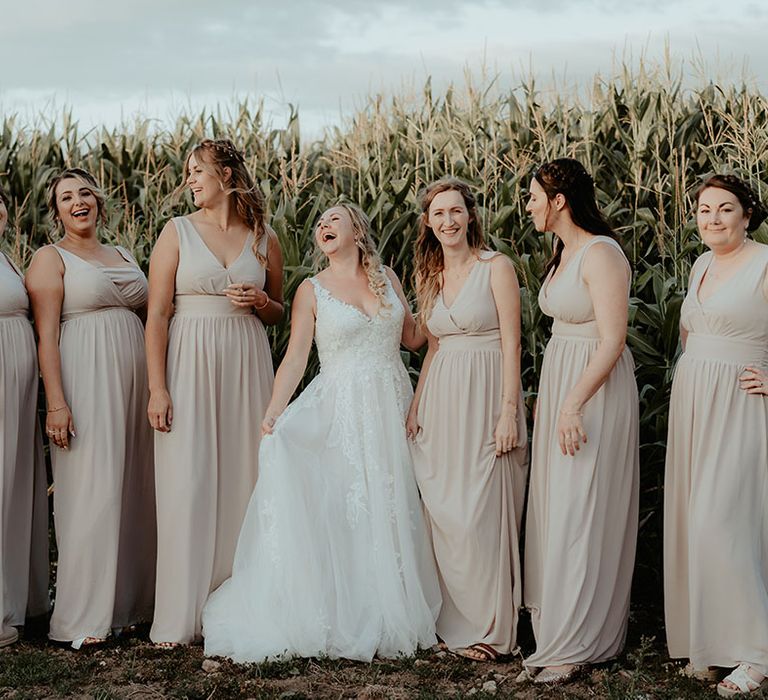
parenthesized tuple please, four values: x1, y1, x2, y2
(534, 158, 617, 279)
(695, 174, 768, 232)
(0, 183, 8, 208)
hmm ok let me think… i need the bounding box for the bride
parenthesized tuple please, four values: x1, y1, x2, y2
(202, 203, 441, 663)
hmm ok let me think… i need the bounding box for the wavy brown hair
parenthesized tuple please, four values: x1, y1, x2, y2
(46, 168, 107, 232)
(413, 178, 485, 323)
(0, 183, 8, 208)
(316, 203, 390, 310)
(695, 174, 768, 232)
(178, 139, 268, 264)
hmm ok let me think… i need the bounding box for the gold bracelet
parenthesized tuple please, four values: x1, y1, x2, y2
(254, 296, 270, 310)
(47, 405, 67, 413)
(559, 408, 583, 416)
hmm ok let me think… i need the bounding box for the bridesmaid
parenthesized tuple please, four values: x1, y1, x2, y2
(664, 174, 768, 698)
(146, 139, 283, 646)
(521, 158, 639, 685)
(0, 184, 49, 647)
(26, 168, 156, 648)
(407, 178, 529, 661)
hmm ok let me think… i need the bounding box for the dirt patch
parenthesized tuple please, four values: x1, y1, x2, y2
(0, 612, 730, 699)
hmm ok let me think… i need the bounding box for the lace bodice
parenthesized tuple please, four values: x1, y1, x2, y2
(309, 276, 404, 375)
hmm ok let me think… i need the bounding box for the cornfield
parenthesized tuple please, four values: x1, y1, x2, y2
(2, 62, 767, 598)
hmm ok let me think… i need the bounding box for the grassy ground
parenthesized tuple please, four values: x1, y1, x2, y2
(0, 605, 749, 699)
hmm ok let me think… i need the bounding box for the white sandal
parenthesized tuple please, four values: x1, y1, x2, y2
(717, 664, 767, 697)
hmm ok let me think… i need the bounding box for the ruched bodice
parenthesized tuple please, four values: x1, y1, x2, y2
(53, 245, 147, 320)
(427, 250, 500, 349)
(174, 216, 266, 299)
(310, 277, 404, 374)
(539, 235, 628, 338)
(0, 254, 28, 318)
(681, 247, 768, 358)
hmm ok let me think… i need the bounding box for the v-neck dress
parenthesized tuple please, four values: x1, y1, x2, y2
(0, 253, 49, 637)
(410, 250, 529, 654)
(47, 245, 156, 644)
(524, 236, 639, 669)
(664, 244, 768, 675)
(151, 217, 274, 645)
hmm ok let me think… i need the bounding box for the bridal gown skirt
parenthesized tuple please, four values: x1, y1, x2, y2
(203, 359, 441, 663)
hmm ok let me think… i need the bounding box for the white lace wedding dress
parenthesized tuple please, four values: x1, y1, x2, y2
(202, 276, 441, 663)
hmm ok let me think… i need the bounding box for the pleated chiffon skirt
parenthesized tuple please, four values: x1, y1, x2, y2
(412, 333, 528, 654)
(524, 322, 639, 668)
(49, 307, 156, 642)
(152, 297, 273, 644)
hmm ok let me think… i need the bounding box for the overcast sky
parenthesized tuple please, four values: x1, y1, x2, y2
(0, 0, 765, 136)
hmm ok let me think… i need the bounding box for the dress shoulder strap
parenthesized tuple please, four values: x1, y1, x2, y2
(51, 243, 73, 269)
(577, 236, 630, 276)
(256, 227, 271, 257)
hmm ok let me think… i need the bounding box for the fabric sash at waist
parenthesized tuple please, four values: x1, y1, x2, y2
(683, 333, 768, 365)
(438, 330, 501, 352)
(552, 319, 601, 340)
(0, 310, 28, 320)
(61, 306, 134, 322)
(173, 295, 252, 318)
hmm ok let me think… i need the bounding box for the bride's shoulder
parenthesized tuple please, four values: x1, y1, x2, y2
(294, 277, 320, 309)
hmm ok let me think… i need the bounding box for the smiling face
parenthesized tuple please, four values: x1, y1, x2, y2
(696, 186, 750, 254)
(186, 152, 227, 209)
(525, 178, 552, 232)
(54, 178, 100, 235)
(425, 189, 471, 250)
(315, 206, 357, 256)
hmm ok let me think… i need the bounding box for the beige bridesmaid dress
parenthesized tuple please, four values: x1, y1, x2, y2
(151, 217, 274, 645)
(524, 236, 639, 669)
(47, 245, 156, 645)
(411, 250, 529, 654)
(0, 253, 49, 639)
(665, 244, 768, 675)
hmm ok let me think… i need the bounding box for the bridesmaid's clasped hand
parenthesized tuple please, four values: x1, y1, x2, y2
(224, 282, 270, 310)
